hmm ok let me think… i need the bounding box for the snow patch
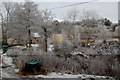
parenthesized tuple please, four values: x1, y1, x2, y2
(48, 45, 54, 51)
(0, 49, 2, 54)
(32, 33, 40, 37)
(1, 70, 19, 78)
(2, 56, 13, 66)
(31, 44, 39, 47)
(37, 72, 113, 79)
(71, 52, 89, 58)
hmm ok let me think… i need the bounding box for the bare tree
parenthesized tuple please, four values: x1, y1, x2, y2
(80, 11, 99, 28)
(0, 2, 15, 44)
(64, 8, 80, 23)
(97, 26, 110, 42)
(1, 2, 55, 51)
(40, 9, 55, 51)
(4, 2, 43, 46)
(81, 10, 99, 20)
(2, 2, 14, 22)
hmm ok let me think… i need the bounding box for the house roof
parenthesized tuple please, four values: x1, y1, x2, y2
(32, 32, 40, 37)
(80, 33, 94, 39)
(52, 24, 72, 34)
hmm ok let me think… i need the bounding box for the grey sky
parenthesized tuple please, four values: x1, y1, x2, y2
(38, 2, 118, 23)
(0, 0, 118, 22)
(1, 0, 119, 2)
(118, 1, 120, 21)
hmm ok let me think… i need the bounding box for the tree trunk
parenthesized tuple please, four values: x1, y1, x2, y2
(44, 27, 48, 52)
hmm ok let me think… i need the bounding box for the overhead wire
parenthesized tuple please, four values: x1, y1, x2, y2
(49, 0, 98, 10)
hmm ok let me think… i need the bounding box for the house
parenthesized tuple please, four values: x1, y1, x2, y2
(31, 32, 43, 44)
(108, 26, 119, 42)
(80, 36, 95, 43)
(51, 24, 72, 44)
(80, 32, 95, 47)
(51, 24, 96, 46)
(52, 34, 63, 43)
(31, 32, 42, 44)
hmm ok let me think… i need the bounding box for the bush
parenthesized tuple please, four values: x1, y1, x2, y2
(12, 49, 120, 77)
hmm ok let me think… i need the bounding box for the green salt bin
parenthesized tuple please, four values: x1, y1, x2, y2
(2, 43, 9, 54)
(25, 60, 43, 72)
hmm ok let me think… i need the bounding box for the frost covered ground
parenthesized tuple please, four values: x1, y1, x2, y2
(0, 53, 115, 79)
(0, 45, 119, 79)
(0, 53, 19, 78)
(36, 72, 113, 79)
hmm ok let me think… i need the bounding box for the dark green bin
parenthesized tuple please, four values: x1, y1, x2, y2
(2, 43, 9, 54)
(25, 60, 43, 72)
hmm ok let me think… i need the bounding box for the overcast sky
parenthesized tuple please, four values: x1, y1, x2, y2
(38, 2, 118, 23)
(1, 0, 119, 23)
(1, 0, 120, 2)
